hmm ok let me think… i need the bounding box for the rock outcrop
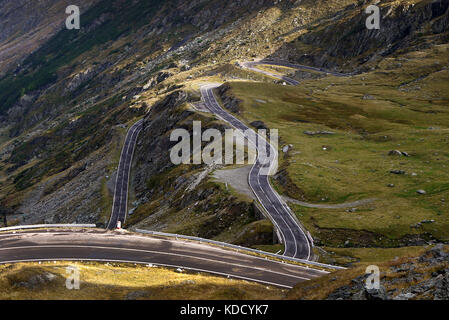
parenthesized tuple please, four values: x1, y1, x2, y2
(325, 245, 449, 300)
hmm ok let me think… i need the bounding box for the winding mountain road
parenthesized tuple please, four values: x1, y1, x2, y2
(199, 60, 350, 259)
(107, 119, 143, 229)
(0, 228, 328, 288)
(201, 85, 312, 260)
(241, 60, 349, 85)
(0, 60, 347, 289)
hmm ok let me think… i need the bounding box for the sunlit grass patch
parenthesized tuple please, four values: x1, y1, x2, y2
(0, 261, 286, 300)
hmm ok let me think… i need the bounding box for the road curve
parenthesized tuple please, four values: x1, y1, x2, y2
(0, 61, 349, 289)
(201, 85, 312, 260)
(0, 229, 327, 288)
(107, 119, 144, 229)
(241, 61, 300, 85)
(241, 60, 350, 85)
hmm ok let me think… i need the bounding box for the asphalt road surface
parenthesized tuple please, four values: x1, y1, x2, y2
(107, 119, 143, 229)
(201, 85, 312, 260)
(241, 60, 350, 85)
(0, 229, 327, 288)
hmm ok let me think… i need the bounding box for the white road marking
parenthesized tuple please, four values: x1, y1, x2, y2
(201, 85, 311, 260)
(0, 244, 312, 281)
(108, 119, 143, 229)
(0, 230, 330, 274)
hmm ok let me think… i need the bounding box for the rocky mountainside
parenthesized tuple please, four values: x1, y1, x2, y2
(0, 0, 302, 244)
(0, 0, 99, 75)
(128, 90, 273, 244)
(272, 0, 449, 71)
(288, 244, 449, 300)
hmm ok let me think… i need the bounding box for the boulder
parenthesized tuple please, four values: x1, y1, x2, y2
(388, 150, 410, 157)
(390, 170, 405, 175)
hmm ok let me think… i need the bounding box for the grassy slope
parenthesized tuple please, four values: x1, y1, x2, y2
(0, 261, 285, 300)
(221, 43, 449, 252)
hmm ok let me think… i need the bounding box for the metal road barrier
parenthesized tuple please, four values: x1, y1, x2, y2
(0, 224, 97, 232)
(0, 224, 344, 270)
(134, 228, 345, 270)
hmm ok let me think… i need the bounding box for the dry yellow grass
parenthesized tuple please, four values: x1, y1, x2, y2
(0, 261, 286, 300)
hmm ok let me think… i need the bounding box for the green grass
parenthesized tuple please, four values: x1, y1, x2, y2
(318, 246, 428, 266)
(221, 44, 449, 245)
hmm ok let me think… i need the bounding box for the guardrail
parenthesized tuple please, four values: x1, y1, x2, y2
(0, 224, 97, 232)
(0, 223, 344, 270)
(252, 201, 284, 245)
(134, 228, 345, 270)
